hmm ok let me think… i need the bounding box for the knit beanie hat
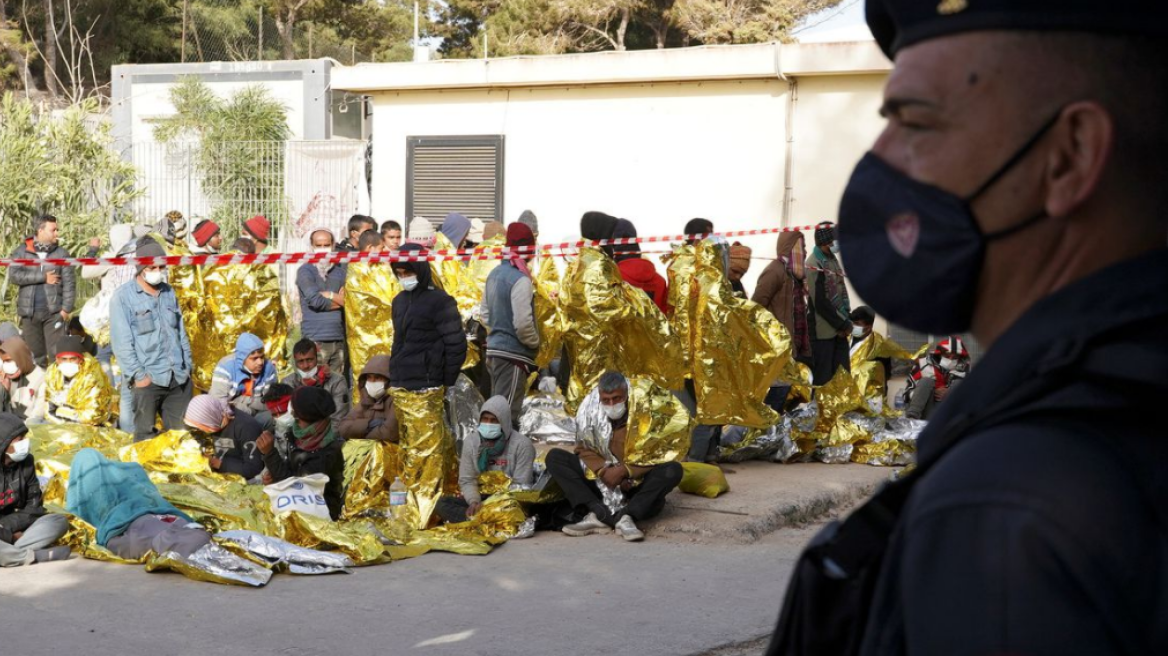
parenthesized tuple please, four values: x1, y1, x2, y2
(467, 218, 486, 244)
(292, 386, 336, 424)
(482, 221, 505, 241)
(814, 222, 835, 246)
(728, 242, 752, 279)
(54, 336, 86, 360)
(193, 220, 221, 247)
(244, 215, 271, 244)
(136, 239, 167, 274)
(506, 223, 535, 248)
(518, 210, 538, 235)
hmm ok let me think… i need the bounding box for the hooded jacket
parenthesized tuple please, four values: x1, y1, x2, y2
(580, 211, 619, 258)
(753, 232, 811, 356)
(0, 414, 44, 544)
(458, 396, 536, 505)
(390, 244, 468, 390)
(0, 337, 46, 420)
(9, 238, 77, 319)
(338, 355, 400, 442)
(439, 213, 472, 249)
(210, 333, 277, 416)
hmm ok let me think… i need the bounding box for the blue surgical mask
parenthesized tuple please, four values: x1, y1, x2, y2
(837, 110, 1062, 335)
(477, 423, 503, 440)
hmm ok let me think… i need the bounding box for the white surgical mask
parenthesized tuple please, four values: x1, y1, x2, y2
(58, 362, 80, 379)
(144, 269, 166, 286)
(365, 381, 386, 399)
(939, 357, 956, 372)
(1, 361, 20, 377)
(602, 402, 627, 421)
(399, 275, 418, 291)
(8, 438, 30, 462)
(274, 411, 295, 433)
(830, 243, 841, 255)
(299, 366, 318, 379)
(852, 326, 866, 339)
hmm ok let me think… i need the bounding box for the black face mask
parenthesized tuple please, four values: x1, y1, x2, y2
(837, 110, 1063, 335)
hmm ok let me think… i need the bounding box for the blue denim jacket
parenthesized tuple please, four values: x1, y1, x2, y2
(109, 278, 192, 386)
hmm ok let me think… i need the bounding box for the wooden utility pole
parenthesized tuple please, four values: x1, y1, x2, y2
(258, 6, 264, 60)
(308, 23, 313, 59)
(181, 0, 188, 62)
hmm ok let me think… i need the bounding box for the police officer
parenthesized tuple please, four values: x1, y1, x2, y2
(771, 1, 1168, 654)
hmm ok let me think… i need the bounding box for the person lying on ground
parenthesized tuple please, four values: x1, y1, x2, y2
(183, 395, 264, 482)
(436, 395, 535, 524)
(66, 447, 211, 561)
(0, 413, 70, 566)
(256, 386, 345, 520)
(338, 355, 399, 442)
(546, 371, 683, 542)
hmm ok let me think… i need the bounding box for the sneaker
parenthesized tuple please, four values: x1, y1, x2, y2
(561, 512, 611, 537)
(32, 546, 71, 564)
(615, 515, 644, 542)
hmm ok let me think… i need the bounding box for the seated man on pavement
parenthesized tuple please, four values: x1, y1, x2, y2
(261, 383, 296, 459)
(0, 336, 45, 421)
(338, 355, 399, 442)
(281, 339, 349, 427)
(210, 332, 277, 426)
(256, 386, 345, 520)
(436, 395, 535, 524)
(903, 336, 971, 421)
(30, 336, 115, 426)
(545, 371, 683, 542)
(0, 413, 70, 566)
(183, 395, 264, 482)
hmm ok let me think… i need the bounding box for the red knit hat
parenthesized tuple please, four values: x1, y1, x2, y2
(193, 220, 220, 247)
(244, 215, 271, 243)
(506, 222, 535, 248)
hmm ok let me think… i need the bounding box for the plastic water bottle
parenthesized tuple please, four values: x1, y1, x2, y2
(389, 477, 408, 518)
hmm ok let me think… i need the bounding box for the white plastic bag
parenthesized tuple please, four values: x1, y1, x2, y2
(263, 474, 331, 519)
(79, 291, 111, 338)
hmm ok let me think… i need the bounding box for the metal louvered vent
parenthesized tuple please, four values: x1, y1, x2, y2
(406, 135, 504, 224)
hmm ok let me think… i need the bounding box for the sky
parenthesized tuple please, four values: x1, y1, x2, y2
(793, 0, 874, 43)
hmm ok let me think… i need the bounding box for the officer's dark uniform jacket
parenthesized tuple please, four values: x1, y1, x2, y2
(860, 249, 1168, 655)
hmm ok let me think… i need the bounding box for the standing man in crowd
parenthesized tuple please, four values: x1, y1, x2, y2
(481, 223, 540, 424)
(242, 215, 271, 253)
(612, 219, 670, 314)
(806, 221, 851, 384)
(338, 215, 377, 253)
(298, 227, 347, 378)
(282, 339, 349, 427)
(190, 220, 222, 255)
(9, 215, 76, 368)
(109, 240, 193, 442)
(390, 244, 468, 391)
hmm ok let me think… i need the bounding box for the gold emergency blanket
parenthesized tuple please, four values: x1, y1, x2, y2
(389, 387, 459, 529)
(340, 439, 404, 519)
(663, 244, 697, 372)
(432, 233, 483, 370)
(162, 237, 205, 339)
(559, 247, 687, 412)
(849, 333, 927, 414)
(190, 262, 287, 391)
(532, 256, 564, 370)
(345, 261, 400, 402)
(29, 424, 524, 586)
(690, 240, 806, 428)
(41, 354, 116, 426)
(576, 377, 692, 467)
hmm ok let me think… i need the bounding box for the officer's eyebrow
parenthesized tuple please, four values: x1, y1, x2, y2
(879, 97, 939, 119)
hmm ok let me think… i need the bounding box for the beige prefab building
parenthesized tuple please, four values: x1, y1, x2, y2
(333, 41, 891, 293)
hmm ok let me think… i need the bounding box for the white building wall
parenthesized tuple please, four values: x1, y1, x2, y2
(127, 79, 309, 143)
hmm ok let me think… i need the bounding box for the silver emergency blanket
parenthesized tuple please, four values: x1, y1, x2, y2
(145, 543, 274, 587)
(445, 374, 484, 451)
(216, 530, 355, 575)
(519, 378, 577, 444)
(575, 389, 626, 515)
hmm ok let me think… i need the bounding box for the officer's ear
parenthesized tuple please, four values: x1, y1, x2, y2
(1043, 101, 1113, 219)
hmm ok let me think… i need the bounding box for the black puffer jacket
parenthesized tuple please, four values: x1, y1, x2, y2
(9, 239, 76, 318)
(0, 413, 44, 543)
(390, 244, 467, 390)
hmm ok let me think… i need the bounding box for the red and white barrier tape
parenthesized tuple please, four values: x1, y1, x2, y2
(0, 224, 825, 269)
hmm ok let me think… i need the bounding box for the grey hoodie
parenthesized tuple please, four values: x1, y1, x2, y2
(458, 395, 536, 505)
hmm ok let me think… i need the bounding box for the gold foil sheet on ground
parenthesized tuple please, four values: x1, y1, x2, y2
(345, 261, 400, 402)
(690, 240, 801, 428)
(559, 247, 687, 412)
(851, 439, 915, 467)
(389, 387, 459, 529)
(341, 439, 404, 519)
(190, 263, 287, 391)
(532, 256, 564, 370)
(42, 354, 117, 426)
(805, 368, 866, 447)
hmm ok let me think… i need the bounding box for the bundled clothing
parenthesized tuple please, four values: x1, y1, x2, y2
(753, 232, 812, 359)
(0, 414, 69, 566)
(281, 366, 350, 426)
(210, 333, 277, 417)
(612, 219, 671, 315)
(389, 244, 468, 391)
(261, 387, 345, 519)
(9, 238, 77, 367)
(338, 355, 399, 442)
(0, 337, 46, 421)
(437, 396, 535, 523)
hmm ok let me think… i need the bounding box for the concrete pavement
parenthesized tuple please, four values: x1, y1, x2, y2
(0, 463, 893, 656)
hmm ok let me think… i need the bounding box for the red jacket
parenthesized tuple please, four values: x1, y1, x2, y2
(618, 258, 671, 315)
